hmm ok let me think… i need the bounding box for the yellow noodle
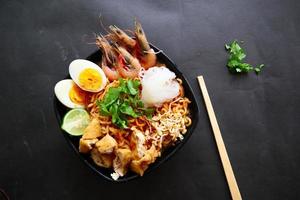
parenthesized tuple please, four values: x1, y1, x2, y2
(82, 78, 192, 177)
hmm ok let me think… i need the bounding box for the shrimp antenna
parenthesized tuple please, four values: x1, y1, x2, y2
(124, 29, 134, 37)
(84, 32, 98, 45)
(99, 33, 106, 40)
(134, 17, 138, 25)
(109, 25, 122, 33)
(98, 13, 110, 34)
(110, 42, 119, 50)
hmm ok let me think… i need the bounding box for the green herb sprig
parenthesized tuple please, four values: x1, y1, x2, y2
(96, 78, 154, 129)
(225, 40, 265, 74)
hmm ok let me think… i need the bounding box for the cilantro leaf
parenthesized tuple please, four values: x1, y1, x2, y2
(239, 63, 253, 72)
(137, 100, 144, 107)
(127, 79, 138, 95)
(254, 64, 265, 75)
(254, 67, 261, 74)
(228, 59, 240, 68)
(102, 87, 120, 106)
(225, 44, 230, 50)
(225, 40, 265, 75)
(109, 104, 119, 124)
(97, 78, 155, 129)
(144, 108, 155, 118)
(110, 104, 128, 129)
(99, 103, 110, 116)
(236, 68, 242, 73)
(119, 78, 129, 93)
(119, 102, 138, 118)
(132, 79, 140, 88)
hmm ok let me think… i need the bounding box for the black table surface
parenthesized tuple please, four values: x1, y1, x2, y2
(1, 0, 300, 199)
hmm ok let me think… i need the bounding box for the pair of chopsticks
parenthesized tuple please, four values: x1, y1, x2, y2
(197, 76, 242, 200)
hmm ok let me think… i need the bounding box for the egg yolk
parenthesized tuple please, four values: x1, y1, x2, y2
(69, 84, 88, 105)
(78, 68, 102, 91)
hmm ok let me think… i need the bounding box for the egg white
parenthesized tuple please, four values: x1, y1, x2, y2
(69, 59, 107, 92)
(54, 79, 84, 109)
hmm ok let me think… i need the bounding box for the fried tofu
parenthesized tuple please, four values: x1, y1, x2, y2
(113, 148, 132, 176)
(79, 138, 98, 153)
(130, 145, 159, 176)
(131, 127, 147, 159)
(82, 118, 103, 140)
(95, 134, 117, 154)
(90, 148, 114, 168)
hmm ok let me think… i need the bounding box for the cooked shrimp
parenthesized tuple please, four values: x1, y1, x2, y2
(109, 25, 136, 49)
(96, 36, 121, 81)
(102, 60, 121, 81)
(134, 21, 157, 69)
(114, 45, 142, 78)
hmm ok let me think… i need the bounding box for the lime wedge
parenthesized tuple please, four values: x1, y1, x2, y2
(61, 109, 90, 136)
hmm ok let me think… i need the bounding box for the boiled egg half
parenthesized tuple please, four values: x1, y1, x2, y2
(54, 79, 89, 108)
(69, 59, 107, 92)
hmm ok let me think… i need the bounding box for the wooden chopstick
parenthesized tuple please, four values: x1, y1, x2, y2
(197, 76, 242, 200)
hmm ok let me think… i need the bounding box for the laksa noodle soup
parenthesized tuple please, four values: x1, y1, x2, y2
(54, 20, 192, 180)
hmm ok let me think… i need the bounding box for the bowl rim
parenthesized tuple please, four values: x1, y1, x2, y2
(53, 44, 200, 182)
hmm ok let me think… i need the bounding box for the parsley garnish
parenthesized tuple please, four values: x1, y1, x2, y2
(225, 40, 265, 75)
(96, 78, 154, 129)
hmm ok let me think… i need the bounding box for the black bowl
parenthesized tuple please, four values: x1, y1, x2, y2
(54, 44, 200, 182)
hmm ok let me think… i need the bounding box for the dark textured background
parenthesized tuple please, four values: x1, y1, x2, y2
(0, 0, 300, 199)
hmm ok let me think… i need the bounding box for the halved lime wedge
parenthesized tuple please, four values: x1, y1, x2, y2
(61, 109, 90, 136)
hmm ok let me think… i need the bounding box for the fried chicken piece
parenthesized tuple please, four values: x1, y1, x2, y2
(82, 118, 103, 140)
(130, 145, 159, 176)
(79, 138, 98, 153)
(113, 148, 132, 176)
(90, 148, 114, 168)
(95, 134, 117, 154)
